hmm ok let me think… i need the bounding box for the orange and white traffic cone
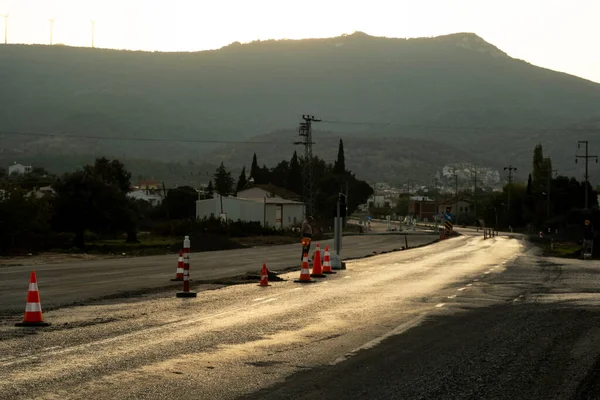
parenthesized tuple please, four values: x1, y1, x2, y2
(259, 263, 270, 287)
(310, 244, 326, 278)
(294, 252, 317, 283)
(171, 250, 184, 281)
(15, 271, 50, 327)
(322, 245, 336, 274)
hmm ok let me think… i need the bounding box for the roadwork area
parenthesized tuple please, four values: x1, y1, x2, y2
(0, 233, 530, 400)
(0, 231, 437, 314)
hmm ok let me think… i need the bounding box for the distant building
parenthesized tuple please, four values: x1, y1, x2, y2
(26, 186, 55, 199)
(8, 163, 32, 175)
(138, 179, 161, 191)
(196, 195, 305, 229)
(127, 189, 164, 206)
(408, 196, 437, 221)
(237, 184, 302, 202)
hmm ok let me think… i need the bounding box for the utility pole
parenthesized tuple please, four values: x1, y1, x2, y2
(91, 20, 96, 48)
(471, 166, 484, 219)
(2, 14, 7, 45)
(576, 141, 598, 210)
(453, 171, 458, 218)
(49, 18, 56, 45)
(294, 114, 320, 217)
(504, 165, 517, 211)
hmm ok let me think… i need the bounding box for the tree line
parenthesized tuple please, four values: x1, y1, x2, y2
(0, 141, 373, 254)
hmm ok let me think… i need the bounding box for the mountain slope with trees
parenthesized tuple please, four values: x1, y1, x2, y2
(1, 32, 600, 180)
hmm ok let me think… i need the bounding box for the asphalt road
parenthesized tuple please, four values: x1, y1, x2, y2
(0, 232, 532, 400)
(0, 231, 437, 314)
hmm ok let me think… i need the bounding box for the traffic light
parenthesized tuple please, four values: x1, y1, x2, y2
(446, 206, 452, 213)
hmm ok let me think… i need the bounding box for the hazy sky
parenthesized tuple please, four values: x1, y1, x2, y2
(1, 0, 599, 83)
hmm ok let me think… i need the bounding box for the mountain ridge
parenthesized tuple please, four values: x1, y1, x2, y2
(1, 32, 599, 182)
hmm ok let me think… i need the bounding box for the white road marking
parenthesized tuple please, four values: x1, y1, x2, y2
(484, 271, 490, 275)
(291, 288, 302, 291)
(253, 297, 266, 302)
(473, 279, 479, 282)
(260, 298, 277, 304)
(435, 303, 445, 308)
(330, 314, 426, 365)
(447, 295, 456, 299)
(344, 276, 351, 279)
(42, 346, 62, 352)
(457, 287, 467, 291)
(466, 284, 473, 287)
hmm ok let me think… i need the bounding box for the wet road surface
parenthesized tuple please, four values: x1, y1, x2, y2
(0, 231, 436, 314)
(0, 232, 532, 399)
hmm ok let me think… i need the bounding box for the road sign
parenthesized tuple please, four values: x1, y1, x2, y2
(444, 220, 453, 232)
(585, 219, 590, 226)
(444, 212, 452, 222)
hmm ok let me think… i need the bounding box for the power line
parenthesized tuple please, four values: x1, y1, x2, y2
(0, 130, 275, 144)
(321, 119, 600, 133)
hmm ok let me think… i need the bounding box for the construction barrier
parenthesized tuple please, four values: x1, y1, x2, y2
(259, 263, 270, 287)
(294, 252, 317, 284)
(176, 235, 197, 298)
(322, 245, 336, 274)
(310, 244, 326, 278)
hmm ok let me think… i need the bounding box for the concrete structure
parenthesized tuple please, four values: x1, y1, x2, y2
(196, 195, 305, 229)
(127, 189, 164, 206)
(8, 163, 32, 175)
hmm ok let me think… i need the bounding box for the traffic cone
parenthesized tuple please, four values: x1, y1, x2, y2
(322, 245, 336, 274)
(15, 271, 50, 327)
(170, 250, 184, 281)
(310, 244, 326, 278)
(294, 252, 317, 283)
(259, 263, 270, 287)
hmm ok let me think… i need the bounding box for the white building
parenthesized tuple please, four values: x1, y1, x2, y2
(196, 195, 305, 229)
(127, 189, 164, 206)
(237, 184, 302, 202)
(8, 163, 32, 175)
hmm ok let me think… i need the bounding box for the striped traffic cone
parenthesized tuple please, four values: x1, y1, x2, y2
(15, 271, 50, 327)
(259, 263, 270, 287)
(170, 250, 184, 281)
(294, 252, 316, 284)
(310, 244, 326, 278)
(322, 245, 336, 274)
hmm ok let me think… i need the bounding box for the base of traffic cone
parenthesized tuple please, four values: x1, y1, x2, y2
(258, 283, 271, 287)
(293, 279, 317, 283)
(310, 273, 327, 278)
(176, 291, 197, 298)
(323, 270, 337, 274)
(170, 278, 183, 281)
(15, 321, 51, 327)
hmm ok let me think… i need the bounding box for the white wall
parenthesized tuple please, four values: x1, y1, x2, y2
(196, 197, 264, 224)
(264, 203, 304, 229)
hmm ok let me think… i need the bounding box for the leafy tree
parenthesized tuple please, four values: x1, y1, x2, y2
(84, 157, 132, 193)
(206, 180, 214, 197)
(532, 144, 546, 192)
(250, 153, 259, 181)
(288, 151, 302, 196)
(236, 167, 247, 192)
(52, 170, 131, 248)
(333, 139, 346, 174)
(0, 186, 52, 254)
(162, 185, 198, 219)
(213, 162, 234, 197)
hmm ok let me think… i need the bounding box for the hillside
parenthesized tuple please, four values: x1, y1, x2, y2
(1, 32, 600, 182)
